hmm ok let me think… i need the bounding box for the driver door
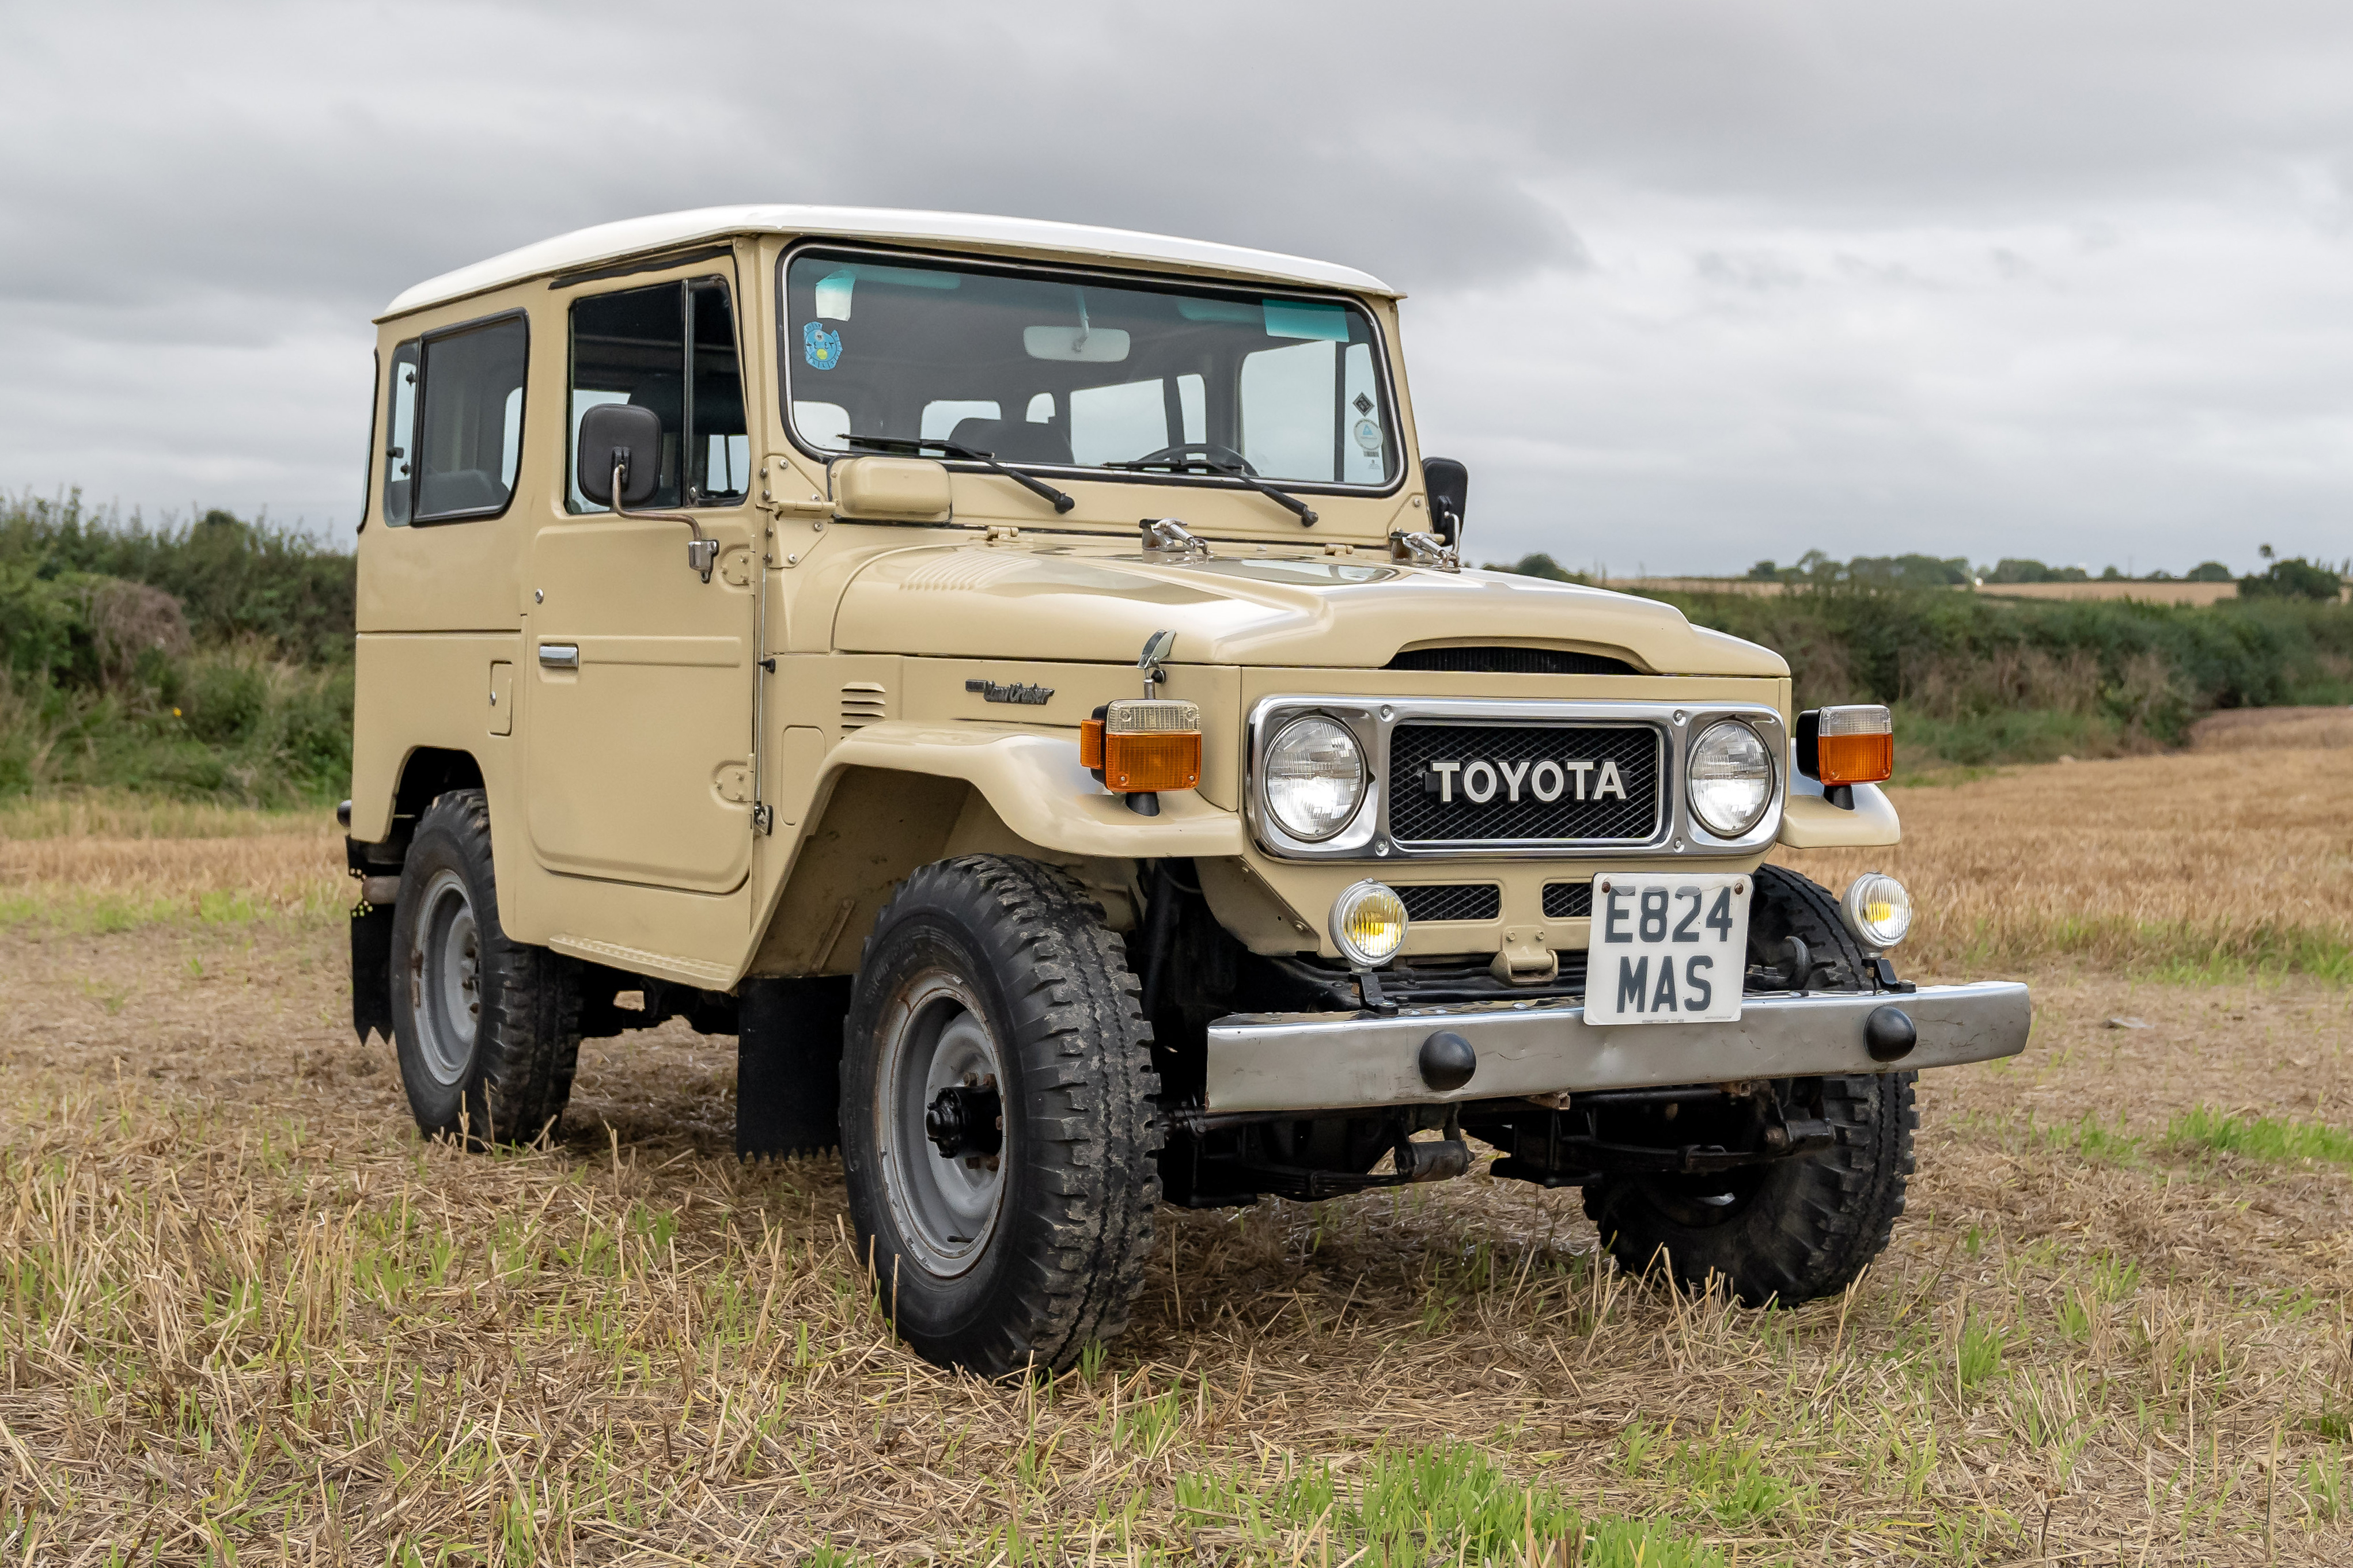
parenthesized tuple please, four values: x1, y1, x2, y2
(524, 269, 760, 894)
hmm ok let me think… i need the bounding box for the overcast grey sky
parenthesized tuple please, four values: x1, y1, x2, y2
(5, 0, 2351, 574)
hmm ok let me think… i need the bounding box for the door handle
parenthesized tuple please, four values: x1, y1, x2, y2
(538, 643, 580, 670)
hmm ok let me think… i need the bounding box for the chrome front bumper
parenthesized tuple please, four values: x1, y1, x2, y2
(1202, 981, 2031, 1114)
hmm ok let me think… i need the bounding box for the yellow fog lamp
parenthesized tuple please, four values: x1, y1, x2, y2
(1797, 704, 1894, 787)
(1085, 698, 1202, 794)
(1331, 880, 1409, 969)
(1840, 872, 1913, 951)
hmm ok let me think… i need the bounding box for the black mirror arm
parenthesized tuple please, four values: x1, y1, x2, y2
(607, 451, 718, 583)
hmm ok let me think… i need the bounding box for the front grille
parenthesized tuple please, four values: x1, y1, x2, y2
(1388, 646, 1639, 676)
(1396, 883, 1501, 922)
(1543, 881, 1594, 918)
(1388, 723, 1662, 845)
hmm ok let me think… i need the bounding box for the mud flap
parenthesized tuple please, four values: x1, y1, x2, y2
(736, 976, 851, 1159)
(351, 902, 395, 1046)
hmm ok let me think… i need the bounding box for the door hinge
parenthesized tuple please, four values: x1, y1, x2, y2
(752, 803, 774, 836)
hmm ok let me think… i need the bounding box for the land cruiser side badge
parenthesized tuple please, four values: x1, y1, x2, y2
(966, 678, 1054, 705)
(802, 321, 842, 370)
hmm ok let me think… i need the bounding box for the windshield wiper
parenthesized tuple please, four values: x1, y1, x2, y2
(837, 433, 1074, 514)
(1105, 451, 1318, 526)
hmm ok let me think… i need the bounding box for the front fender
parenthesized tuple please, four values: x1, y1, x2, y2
(1778, 779, 1900, 848)
(821, 722, 1248, 859)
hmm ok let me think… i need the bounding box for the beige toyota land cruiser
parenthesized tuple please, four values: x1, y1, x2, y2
(344, 206, 2030, 1375)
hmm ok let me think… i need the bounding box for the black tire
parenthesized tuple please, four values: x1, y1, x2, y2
(389, 789, 581, 1148)
(1582, 864, 1917, 1305)
(840, 856, 1161, 1376)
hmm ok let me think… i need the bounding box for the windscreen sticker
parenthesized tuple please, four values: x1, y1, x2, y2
(802, 321, 843, 371)
(1262, 300, 1350, 341)
(814, 270, 856, 320)
(1354, 417, 1384, 454)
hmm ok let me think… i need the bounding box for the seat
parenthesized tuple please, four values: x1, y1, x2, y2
(949, 417, 1072, 466)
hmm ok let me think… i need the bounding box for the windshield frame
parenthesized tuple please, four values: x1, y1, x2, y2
(774, 240, 1408, 502)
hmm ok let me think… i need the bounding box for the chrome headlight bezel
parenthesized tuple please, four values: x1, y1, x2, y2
(1685, 719, 1776, 838)
(1261, 713, 1368, 842)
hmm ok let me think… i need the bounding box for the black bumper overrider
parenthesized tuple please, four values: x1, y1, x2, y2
(1203, 981, 2030, 1114)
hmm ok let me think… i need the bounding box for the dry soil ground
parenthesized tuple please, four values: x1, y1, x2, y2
(1, 717, 2349, 1565)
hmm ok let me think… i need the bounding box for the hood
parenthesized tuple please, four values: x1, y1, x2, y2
(831, 548, 1786, 677)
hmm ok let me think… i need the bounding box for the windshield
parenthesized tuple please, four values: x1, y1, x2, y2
(780, 248, 1398, 488)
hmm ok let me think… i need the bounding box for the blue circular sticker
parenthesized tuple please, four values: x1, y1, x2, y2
(803, 321, 842, 371)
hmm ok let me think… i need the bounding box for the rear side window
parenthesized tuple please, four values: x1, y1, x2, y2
(569, 277, 747, 511)
(382, 314, 528, 526)
(382, 343, 419, 525)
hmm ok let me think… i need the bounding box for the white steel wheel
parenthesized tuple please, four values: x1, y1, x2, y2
(408, 866, 481, 1087)
(874, 973, 1007, 1278)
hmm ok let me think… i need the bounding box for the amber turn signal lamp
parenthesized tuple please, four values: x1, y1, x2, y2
(1796, 705, 1894, 786)
(1091, 699, 1202, 793)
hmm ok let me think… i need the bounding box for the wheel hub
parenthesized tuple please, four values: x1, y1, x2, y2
(924, 1081, 1003, 1160)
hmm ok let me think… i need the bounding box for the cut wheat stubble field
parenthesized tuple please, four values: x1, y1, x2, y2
(0, 715, 2348, 1565)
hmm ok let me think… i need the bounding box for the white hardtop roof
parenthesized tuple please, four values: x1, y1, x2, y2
(381, 204, 1398, 320)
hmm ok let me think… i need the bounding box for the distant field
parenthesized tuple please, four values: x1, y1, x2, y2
(1782, 707, 2353, 984)
(1, 725, 2348, 1563)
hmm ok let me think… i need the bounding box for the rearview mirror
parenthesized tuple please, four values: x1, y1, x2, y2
(1023, 325, 1131, 362)
(576, 403, 662, 509)
(1422, 457, 1468, 547)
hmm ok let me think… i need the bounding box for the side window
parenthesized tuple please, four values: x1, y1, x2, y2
(1067, 375, 1204, 466)
(569, 276, 747, 511)
(692, 279, 748, 503)
(382, 341, 419, 526)
(1239, 339, 1389, 484)
(922, 400, 999, 442)
(407, 315, 528, 523)
(792, 401, 850, 448)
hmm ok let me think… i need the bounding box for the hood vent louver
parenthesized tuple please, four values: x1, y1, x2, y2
(1388, 646, 1640, 677)
(840, 682, 888, 731)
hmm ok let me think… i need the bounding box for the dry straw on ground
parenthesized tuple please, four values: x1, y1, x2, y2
(2, 720, 2349, 1563)
(1782, 732, 2353, 982)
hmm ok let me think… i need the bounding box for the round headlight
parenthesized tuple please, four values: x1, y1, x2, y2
(1841, 872, 1913, 950)
(1331, 880, 1408, 967)
(1263, 715, 1365, 841)
(1687, 720, 1774, 837)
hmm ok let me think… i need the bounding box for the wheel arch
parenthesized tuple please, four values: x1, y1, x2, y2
(350, 744, 486, 854)
(748, 753, 1180, 978)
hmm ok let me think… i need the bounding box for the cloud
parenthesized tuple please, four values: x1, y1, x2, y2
(3, 0, 2352, 571)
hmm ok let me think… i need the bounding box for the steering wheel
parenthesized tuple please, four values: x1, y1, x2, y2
(1126, 441, 1259, 477)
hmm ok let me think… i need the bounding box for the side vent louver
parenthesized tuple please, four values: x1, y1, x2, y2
(840, 682, 888, 731)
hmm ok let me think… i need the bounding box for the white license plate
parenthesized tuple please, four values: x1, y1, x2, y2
(1583, 874, 1751, 1025)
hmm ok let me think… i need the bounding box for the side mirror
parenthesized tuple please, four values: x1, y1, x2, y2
(1422, 457, 1468, 548)
(576, 403, 663, 509)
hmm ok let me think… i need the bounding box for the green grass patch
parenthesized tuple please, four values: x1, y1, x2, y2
(0, 792, 326, 840)
(2168, 1107, 2353, 1166)
(1952, 915, 2353, 984)
(1175, 1440, 1728, 1566)
(0, 886, 339, 933)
